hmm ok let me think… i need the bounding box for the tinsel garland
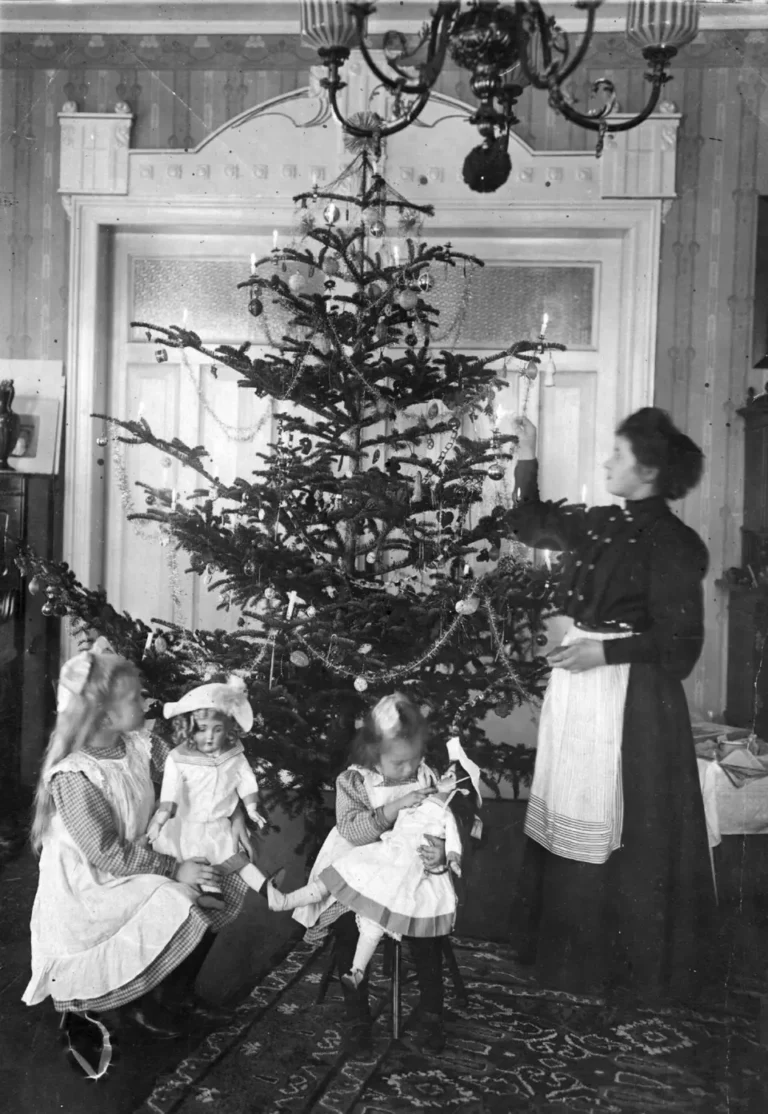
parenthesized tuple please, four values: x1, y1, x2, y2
(181, 349, 271, 442)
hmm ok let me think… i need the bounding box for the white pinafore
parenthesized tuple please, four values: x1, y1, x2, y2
(293, 763, 457, 938)
(23, 732, 199, 1007)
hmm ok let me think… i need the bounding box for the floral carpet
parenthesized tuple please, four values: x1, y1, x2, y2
(134, 939, 765, 1114)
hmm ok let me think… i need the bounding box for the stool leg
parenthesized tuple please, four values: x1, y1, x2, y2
(392, 939, 401, 1040)
(316, 939, 336, 1005)
(442, 937, 469, 1007)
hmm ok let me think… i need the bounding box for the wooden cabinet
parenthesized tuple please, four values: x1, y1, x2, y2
(726, 398, 768, 735)
(0, 474, 59, 805)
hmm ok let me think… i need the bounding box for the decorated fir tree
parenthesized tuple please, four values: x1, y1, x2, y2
(19, 148, 563, 810)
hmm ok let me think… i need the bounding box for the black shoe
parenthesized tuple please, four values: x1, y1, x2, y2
(125, 999, 182, 1039)
(342, 1018, 373, 1059)
(403, 1010, 445, 1054)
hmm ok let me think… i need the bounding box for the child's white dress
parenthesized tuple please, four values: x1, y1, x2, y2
(151, 741, 260, 866)
(297, 764, 461, 939)
(23, 732, 201, 1008)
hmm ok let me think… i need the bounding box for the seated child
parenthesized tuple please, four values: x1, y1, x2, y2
(148, 676, 281, 909)
(267, 734, 482, 989)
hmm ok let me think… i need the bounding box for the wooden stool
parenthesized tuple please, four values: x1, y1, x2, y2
(317, 934, 468, 1040)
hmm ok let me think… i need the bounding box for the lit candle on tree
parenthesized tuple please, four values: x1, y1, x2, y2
(272, 229, 279, 251)
(250, 252, 257, 275)
(540, 312, 549, 337)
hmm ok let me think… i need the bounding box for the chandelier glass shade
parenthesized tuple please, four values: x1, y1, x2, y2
(300, 0, 700, 191)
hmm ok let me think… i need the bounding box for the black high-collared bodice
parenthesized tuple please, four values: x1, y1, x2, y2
(504, 460, 709, 679)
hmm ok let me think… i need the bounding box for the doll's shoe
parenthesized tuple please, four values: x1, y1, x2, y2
(266, 880, 288, 911)
(197, 892, 227, 911)
(341, 968, 365, 991)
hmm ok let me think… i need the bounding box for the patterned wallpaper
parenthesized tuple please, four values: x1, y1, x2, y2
(1, 29, 767, 717)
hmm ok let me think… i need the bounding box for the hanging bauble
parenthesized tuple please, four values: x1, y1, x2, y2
(427, 401, 440, 420)
(288, 272, 306, 294)
(397, 289, 418, 311)
(290, 650, 309, 668)
(523, 360, 538, 380)
(154, 635, 168, 655)
(376, 398, 390, 416)
(145, 494, 156, 505)
(323, 203, 341, 225)
(155, 347, 168, 364)
(537, 633, 549, 646)
(248, 296, 264, 318)
(369, 218, 386, 238)
(28, 576, 42, 596)
(495, 702, 511, 717)
(383, 303, 393, 317)
(354, 676, 369, 693)
(359, 643, 372, 655)
(367, 283, 383, 301)
(323, 255, 340, 276)
(405, 333, 418, 347)
(455, 595, 480, 616)
(96, 435, 108, 447)
(258, 508, 266, 520)
(306, 605, 317, 617)
(41, 601, 54, 617)
(489, 545, 501, 561)
(264, 586, 276, 600)
(488, 464, 504, 481)
(243, 559, 257, 577)
(418, 271, 433, 292)
(299, 436, 312, 454)
(365, 552, 376, 564)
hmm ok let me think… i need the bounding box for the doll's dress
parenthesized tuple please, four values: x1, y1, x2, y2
(23, 731, 199, 1007)
(151, 742, 259, 866)
(293, 764, 459, 939)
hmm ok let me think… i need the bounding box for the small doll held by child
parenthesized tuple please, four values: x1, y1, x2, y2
(149, 677, 282, 909)
(267, 733, 482, 991)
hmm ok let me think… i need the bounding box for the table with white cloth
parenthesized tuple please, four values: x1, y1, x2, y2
(693, 723, 768, 904)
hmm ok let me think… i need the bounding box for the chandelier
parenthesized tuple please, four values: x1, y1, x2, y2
(300, 1, 700, 192)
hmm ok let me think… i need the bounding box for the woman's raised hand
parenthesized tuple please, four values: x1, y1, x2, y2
(175, 857, 220, 888)
(512, 416, 537, 459)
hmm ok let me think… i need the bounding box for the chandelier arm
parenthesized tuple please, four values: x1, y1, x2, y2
(549, 69, 666, 133)
(326, 83, 433, 139)
(350, 1, 458, 98)
(554, 1, 599, 83)
(516, 3, 554, 90)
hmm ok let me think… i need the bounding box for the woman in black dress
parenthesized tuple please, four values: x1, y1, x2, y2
(507, 407, 715, 1002)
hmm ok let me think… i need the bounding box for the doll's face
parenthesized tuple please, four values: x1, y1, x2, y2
(436, 765, 459, 795)
(191, 709, 230, 755)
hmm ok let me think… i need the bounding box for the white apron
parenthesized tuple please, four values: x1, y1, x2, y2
(524, 626, 632, 865)
(23, 732, 198, 1007)
(293, 763, 453, 935)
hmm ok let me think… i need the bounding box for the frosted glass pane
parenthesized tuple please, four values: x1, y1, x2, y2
(130, 258, 327, 343)
(430, 264, 595, 349)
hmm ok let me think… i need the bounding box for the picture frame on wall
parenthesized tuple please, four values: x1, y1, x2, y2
(0, 360, 65, 475)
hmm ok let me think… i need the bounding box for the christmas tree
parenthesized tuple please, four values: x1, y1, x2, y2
(19, 146, 563, 810)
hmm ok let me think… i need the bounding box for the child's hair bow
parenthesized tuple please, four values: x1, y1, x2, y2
(57, 637, 117, 711)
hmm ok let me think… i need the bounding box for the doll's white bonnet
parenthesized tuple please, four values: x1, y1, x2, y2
(446, 736, 483, 808)
(163, 676, 254, 733)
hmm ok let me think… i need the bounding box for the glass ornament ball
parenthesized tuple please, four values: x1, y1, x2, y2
(145, 494, 156, 505)
(154, 635, 168, 655)
(243, 559, 257, 577)
(306, 605, 317, 618)
(536, 633, 549, 646)
(323, 203, 341, 225)
(323, 255, 340, 276)
(455, 595, 480, 616)
(248, 296, 264, 318)
(397, 288, 419, 311)
(367, 283, 383, 301)
(405, 333, 418, 347)
(155, 347, 168, 364)
(45, 585, 58, 598)
(28, 576, 42, 596)
(376, 397, 390, 416)
(365, 552, 376, 564)
(288, 272, 306, 294)
(264, 586, 276, 600)
(41, 601, 54, 617)
(418, 271, 434, 292)
(354, 676, 369, 693)
(290, 650, 309, 668)
(488, 464, 504, 481)
(96, 435, 108, 447)
(369, 218, 386, 238)
(523, 359, 538, 380)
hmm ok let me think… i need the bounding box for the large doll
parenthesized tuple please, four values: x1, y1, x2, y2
(267, 735, 482, 989)
(148, 677, 281, 909)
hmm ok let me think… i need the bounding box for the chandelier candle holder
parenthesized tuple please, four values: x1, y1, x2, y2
(301, 0, 701, 191)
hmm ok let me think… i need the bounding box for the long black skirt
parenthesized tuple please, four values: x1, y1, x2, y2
(515, 662, 719, 1001)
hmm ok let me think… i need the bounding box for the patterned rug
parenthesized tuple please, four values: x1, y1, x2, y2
(134, 939, 766, 1114)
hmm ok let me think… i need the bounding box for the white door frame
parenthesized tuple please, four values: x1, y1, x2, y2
(58, 89, 680, 652)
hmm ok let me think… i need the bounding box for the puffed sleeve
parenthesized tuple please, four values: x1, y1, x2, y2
(336, 768, 394, 846)
(602, 521, 709, 680)
(157, 753, 181, 815)
(51, 771, 177, 878)
(504, 459, 588, 552)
